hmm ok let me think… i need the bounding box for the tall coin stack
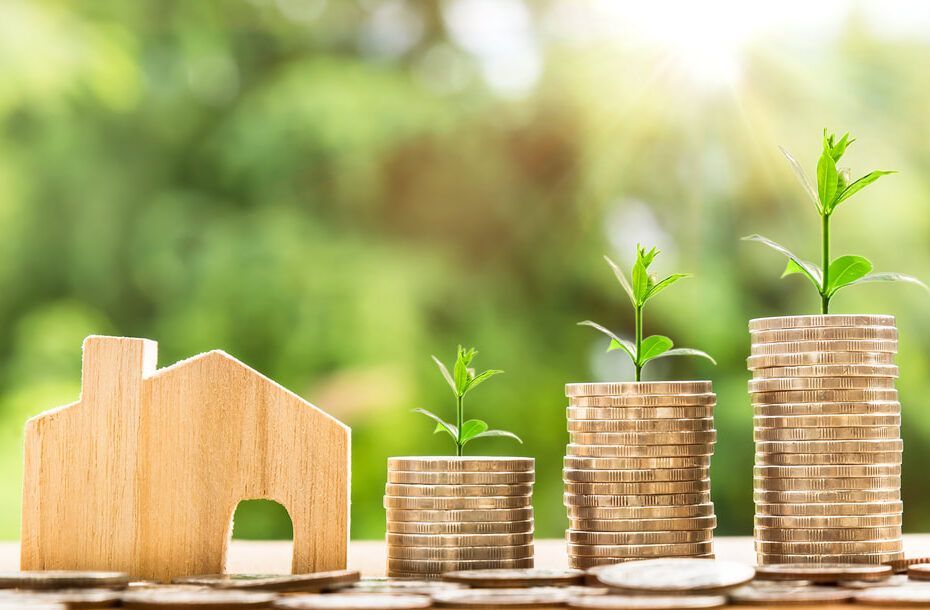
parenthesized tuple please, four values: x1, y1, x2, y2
(384, 456, 535, 578)
(563, 381, 717, 569)
(749, 314, 904, 565)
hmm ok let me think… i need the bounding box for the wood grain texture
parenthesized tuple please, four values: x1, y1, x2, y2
(21, 335, 350, 582)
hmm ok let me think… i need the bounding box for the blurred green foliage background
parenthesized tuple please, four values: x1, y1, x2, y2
(1, 0, 930, 542)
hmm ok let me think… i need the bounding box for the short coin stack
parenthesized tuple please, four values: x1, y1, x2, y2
(748, 314, 904, 565)
(563, 382, 717, 569)
(384, 456, 535, 578)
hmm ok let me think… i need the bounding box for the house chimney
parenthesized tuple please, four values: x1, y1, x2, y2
(81, 336, 158, 405)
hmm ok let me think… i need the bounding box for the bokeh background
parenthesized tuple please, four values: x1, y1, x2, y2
(1, 0, 929, 542)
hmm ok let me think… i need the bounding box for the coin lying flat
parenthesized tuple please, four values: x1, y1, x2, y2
(385, 508, 533, 522)
(388, 471, 535, 485)
(749, 376, 896, 393)
(753, 402, 901, 417)
(854, 586, 930, 606)
(0, 588, 122, 607)
(173, 571, 360, 592)
(569, 395, 717, 408)
(566, 444, 714, 458)
(567, 406, 714, 420)
(121, 589, 277, 608)
(753, 489, 900, 504)
(567, 595, 727, 609)
(567, 503, 715, 520)
(883, 557, 930, 573)
(570, 517, 717, 533)
(839, 573, 909, 589)
(385, 484, 534, 497)
(564, 492, 711, 508)
(754, 439, 903, 454)
(386, 558, 534, 574)
(571, 556, 716, 571)
(750, 339, 898, 356)
(567, 530, 712, 545)
(727, 583, 854, 605)
(753, 426, 900, 442)
(750, 326, 898, 343)
(757, 551, 903, 565)
(566, 382, 712, 397)
(753, 563, 894, 582)
(387, 533, 534, 547)
(752, 415, 901, 429)
(387, 457, 534, 472)
(751, 389, 898, 404)
(340, 578, 464, 595)
(755, 501, 903, 517)
(753, 464, 901, 478)
(387, 545, 534, 561)
(0, 571, 130, 590)
(592, 558, 754, 594)
(747, 351, 897, 369)
(441, 568, 584, 588)
(564, 480, 710, 495)
(748, 315, 895, 331)
(567, 419, 714, 433)
(754, 514, 902, 529)
(754, 526, 902, 542)
(563, 468, 707, 483)
(753, 476, 900, 491)
(754, 451, 902, 466)
(388, 520, 534, 535)
(431, 587, 571, 608)
(909, 564, 930, 581)
(564, 456, 711, 470)
(384, 496, 531, 510)
(751, 364, 899, 378)
(274, 594, 433, 609)
(568, 542, 713, 558)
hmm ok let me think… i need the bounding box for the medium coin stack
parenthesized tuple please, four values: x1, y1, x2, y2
(563, 381, 717, 569)
(749, 314, 904, 565)
(385, 456, 535, 578)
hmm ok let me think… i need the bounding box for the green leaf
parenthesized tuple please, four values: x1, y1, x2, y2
(830, 132, 852, 161)
(743, 234, 823, 289)
(847, 272, 930, 292)
(826, 255, 873, 296)
(779, 146, 821, 212)
(579, 320, 636, 362)
(631, 259, 651, 306)
(431, 355, 456, 394)
(650, 347, 717, 365)
(471, 429, 523, 444)
(781, 259, 823, 292)
(453, 346, 474, 395)
(646, 273, 691, 301)
(604, 255, 635, 306)
(459, 419, 489, 444)
(637, 245, 659, 268)
(638, 335, 673, 364)
(817, 148, 839, 210)
(464, 369, 504, 394)
(831, 171, 896, 211)
(412, 408, 458, 440)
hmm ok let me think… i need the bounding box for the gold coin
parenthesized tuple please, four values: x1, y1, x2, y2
(564, 492, 711, 508)
(753, 489, 899, 503)
(568, 542, 713, 558)
(749, 315, 895, 332)
(386, 544, 534, 561)
(751, 389, 897, 404)
(564, 456, 711, 469)
(384, 496, 531, 510)
(567, 503, 715, 520)
(567, 530, 712, 545)
(755, 439, 903, 453)
(563, 468, 707, 483)
(852, 586, 930, 606)
(753, 426, 900, 442)
(387, 457, 534, 472)
(440, 568, 584, 588)
(568, 419, 714, 433)
(567, 406, 714, 420)
(569, 394, 716, 407)
(750, 339, 898, 356)
(753, 415, 901, 428)
(387, 520, 535, 535)
(752, 563, 894, 582)
(388, 471, 535, 485)
(751, 326, 898, 343)
(171, 570, 361, 592)
(566, 382, 712, 397)
(754, 451, 902, 466)
(569, 555, 715, 570)
(755, 501, 902, 517)
(726, 583, 854, 605)
(386, 558, 533, 575)
(566, 444, 714, 458)
(757, 552, 903, 565)
(748, 376, 896, 392)
(569, 516, 717, 532)
(883, 557, 930, 573)
(386, 532, 533, 547)
(0, 571, 130, 590)
(755, 540, 903, 555)
(907, 564, 930, 581)
(754, 514, 902, 529)
(564, 481, 710, 495)
(753, 401, 900, 417)
(385, 508, 533, 522)
(754, 526, 901, 542)
(752, 364, 899, 379)
(384, 484, 533, 497)
(753, 464, 901, 478)
(748, 351, 897, 369)
(753, 476, 900, 491)
(569, 431, 717, 446)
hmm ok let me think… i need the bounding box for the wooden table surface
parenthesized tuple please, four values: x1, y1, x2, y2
(4, 536, 930, 576)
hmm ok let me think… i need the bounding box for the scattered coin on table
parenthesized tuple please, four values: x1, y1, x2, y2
(567, 595, 727, 609)
(431, 587, 569, 608)
(854, 585, 930, 606)
(0, 587, 123, 607)
(274, 594, 433, 609)
(341, 578, 464, 595)
(121, 588, 278, 608)
(173, 571, 361, 592)
(441, 568, 585, 588)
(727, 583, 855, 605)
(0, 571, 130, 590)
(592, 558, 755, 594)
(753, 563, 894, 583)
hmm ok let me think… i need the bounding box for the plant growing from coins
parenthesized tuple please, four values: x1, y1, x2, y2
(580, 245, 716, 382)
(413, 346, 522, 456)
(745, 129, 927, 314)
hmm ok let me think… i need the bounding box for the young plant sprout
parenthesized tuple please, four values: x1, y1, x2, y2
(580, 245, 716, 382)
(745, 129, 927, 314)
(413, 346, 522, 457)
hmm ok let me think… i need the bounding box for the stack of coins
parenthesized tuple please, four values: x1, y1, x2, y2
(563, 382, 717, 569)
(748, 314, 904, 565)
(384, 456, 535, 578)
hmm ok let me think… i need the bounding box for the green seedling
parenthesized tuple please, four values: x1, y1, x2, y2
(580, 245, 716, 382)
(413, 346, 522, 456)
(745, 129, 927, 313)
